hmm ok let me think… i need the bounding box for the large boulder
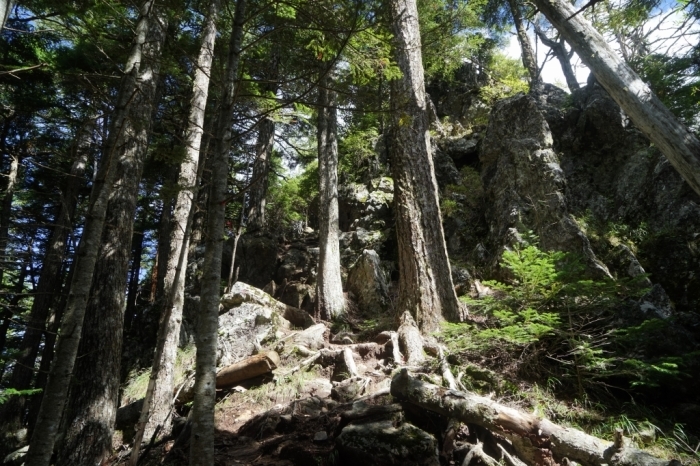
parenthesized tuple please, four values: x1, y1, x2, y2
(346, 249, 389, 316)
(480, 93, 609, 277)
(336, 421, 439, 466)
(218, 282, 315, 367)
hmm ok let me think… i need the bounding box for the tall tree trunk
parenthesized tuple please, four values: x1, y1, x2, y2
(0, 151, 18, 364)
(533, 0, 700, 196)
(129, 2, 220, 462)
(246, 54, 279, 232)
(246, 117, 275, 231)
(0, 0, 12, 30)
(0, 117, 92, 438)
(25, 2, 165, 465)
(154, 165, 179, 302)
(315, 72, 344, 320)
(0, 153, 19, 285)
(388, 0, 462, 333)
(125, 228, 144, 331)
(533, 24, 579, 92)
(56, 9, 167, 466)
(507, 0, 541, 89)
(27, 257, 73, 434)
(190, 0, 246, 464)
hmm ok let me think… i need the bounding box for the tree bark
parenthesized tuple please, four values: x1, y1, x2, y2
(388, 0, 462, 333)
(0, 0, 12, 31)
(507, 0, 541, 89)
(25, 2, 166, 465)
(0, 152, 19, 285)
(246, 53, 279, 232)
(316, 72, 345, 320)
(533, 25, 579, 92)
(247, 117, 275, 231)
(129, 2, 220, 462)
(190, 0, 246, 464)
(1, 117, 92, 437)
(533, 0, 700, 197)
(391, 370, 677, 466)
(125, 228, 144, 331)
(56, 8, 167, 466)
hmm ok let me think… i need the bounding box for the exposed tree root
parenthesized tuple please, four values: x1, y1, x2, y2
(391, 369, 680, 466)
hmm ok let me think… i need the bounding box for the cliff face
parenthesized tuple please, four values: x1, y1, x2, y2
(428, 70, 699, 316)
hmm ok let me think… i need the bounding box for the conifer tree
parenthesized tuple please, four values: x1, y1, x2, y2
(388, 0, 463, 333)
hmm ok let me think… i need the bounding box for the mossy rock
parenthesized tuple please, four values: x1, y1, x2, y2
(336, 420, 439, 465)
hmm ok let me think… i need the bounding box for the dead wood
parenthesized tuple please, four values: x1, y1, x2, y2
(216, 351, 280, 388)
(463, 442, 500, 466)
(391, 369, 679, 466)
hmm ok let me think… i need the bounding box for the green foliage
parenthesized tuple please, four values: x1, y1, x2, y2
(479, 53, 529, 104)
(0, 388, 42, 405)
(448, 235, 690, 396)
(339, 126, 380, 179)
(266, 162, 319, 231)
(440, 198, 458, 218)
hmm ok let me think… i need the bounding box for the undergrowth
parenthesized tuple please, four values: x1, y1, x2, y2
(441, 235, 700, 462)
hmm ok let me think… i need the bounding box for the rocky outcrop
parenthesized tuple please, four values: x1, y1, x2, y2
(346, 249, 389, 316)
(480, 93, 610, 277)
(218, 282, 314, 367)
(555, 81, 700, 312)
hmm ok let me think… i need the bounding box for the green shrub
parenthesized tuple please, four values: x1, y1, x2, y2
(448, 236, 686, 396)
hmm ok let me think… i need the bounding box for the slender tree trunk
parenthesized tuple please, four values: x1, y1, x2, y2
(188, 126, 213, 250)
(507, 0, 541, 89)
(27, 258, 73, 434)
(246, 117, 275, 231)
(0, 151, 18, 367)
(190, 0, 246, 463)
(0, 117, 92, 437)
(129, 2, 220, 462)
(0, 153, 19, 284)
(533, 25, 579, 92)
(227, 182, 247, 291)
(388, 0, 462, 334)
(154, 174, 177, 303)
(125, 228, 144, 331)
(533, 0, 700, 197)
(25, 3, 165, 465)
(246, 53, 279, 232)
(0, 0, 12, 30)
(56, 9, 167, 466)
(316, 72, 344, 320)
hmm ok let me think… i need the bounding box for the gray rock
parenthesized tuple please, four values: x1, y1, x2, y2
(291, 323, 328, 351)
(480, 93, 610, 278)
(217, 282, 316, 368)
(336, 421, 439, 466)
(638, 284, 674, 319)
(346, 250, 389, 316)
(313, 431, 328, 442)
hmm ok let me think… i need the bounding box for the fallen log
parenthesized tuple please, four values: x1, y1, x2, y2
(216, 351, 280, 388)
(391, 369, 679, 466)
